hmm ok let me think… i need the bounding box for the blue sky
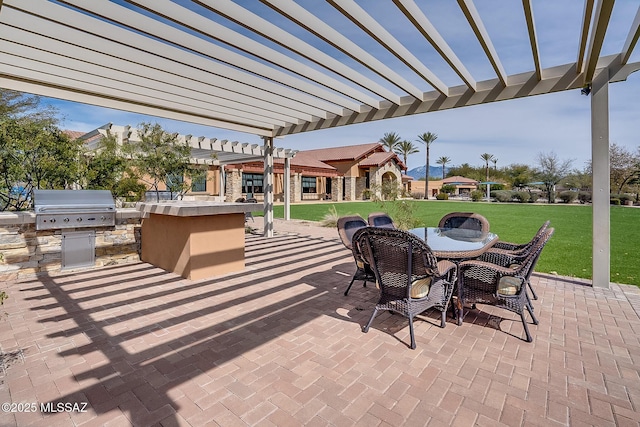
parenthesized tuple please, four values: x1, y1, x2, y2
(45, 0, 640, 172)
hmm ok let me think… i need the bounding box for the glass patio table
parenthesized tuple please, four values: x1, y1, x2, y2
(408, 227, 499, 324)
(407, 227, 498, 261)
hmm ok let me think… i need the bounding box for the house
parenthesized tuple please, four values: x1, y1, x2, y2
(225, 142, 407, 202)
(71, 125, 406, 203)
(407, 175, 480, 198)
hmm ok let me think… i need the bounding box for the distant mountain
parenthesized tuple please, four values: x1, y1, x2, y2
(406, 165, 447, 180)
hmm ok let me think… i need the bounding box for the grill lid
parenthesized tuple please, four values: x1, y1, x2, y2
(34, 189, 116, 212)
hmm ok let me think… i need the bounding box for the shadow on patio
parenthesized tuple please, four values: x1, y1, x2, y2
(1, 228, 640, 426)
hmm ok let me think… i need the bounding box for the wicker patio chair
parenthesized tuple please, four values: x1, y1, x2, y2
(355, 227, 457, 349)
(457, 228, 554, 342)
(337, 215, 375, 296)
(438, 212, 490, 233)
(489, 220, 551, 299)
(368, 212, 396, 229)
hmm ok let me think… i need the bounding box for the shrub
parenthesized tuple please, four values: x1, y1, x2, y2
(559, 190, 578, 204)
(440, 184, 456, 194)
(492, 190, 514, 203)
(513, 191, 531, 203)
(412, 192, 424, 200)
(320, 205, 339, 227)
(435, 192, 449, 200)
(578, 191, 592, 204)
(617, 193, 634, 203)
(610, 198, 621, 205)
(470, 190, 484, 202)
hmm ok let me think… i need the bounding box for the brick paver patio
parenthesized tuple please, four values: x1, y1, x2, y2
(1, 219, 639, 426)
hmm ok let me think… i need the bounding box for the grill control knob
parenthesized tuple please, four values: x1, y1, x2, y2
(49, 218, 56, 223)
(100, 216, 107, 221)
(63, 217, 70, 223)
(76, 217, 83, 222)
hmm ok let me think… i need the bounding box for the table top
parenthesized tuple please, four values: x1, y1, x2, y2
(408, 227, 498, 260)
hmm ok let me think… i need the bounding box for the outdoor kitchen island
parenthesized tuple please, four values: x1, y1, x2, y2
(137, 201, 260, 280)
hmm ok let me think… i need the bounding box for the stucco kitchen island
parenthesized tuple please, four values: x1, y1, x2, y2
(137, 201, 260, 280)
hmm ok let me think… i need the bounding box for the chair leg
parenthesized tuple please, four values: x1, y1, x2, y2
(440, 310, 446, 328)
(527, 302, 539, 325)
(520, 312, 533, 342)
(344, 274, 357, 296)
(362, 307, 380, 333)
(527, 281, 538, 300)
(408, 316, 416, 349)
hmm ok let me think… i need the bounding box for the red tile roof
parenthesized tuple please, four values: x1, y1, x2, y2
(274, 151, 336, 170)
(358, 151, 406, 170)
(301, 143, 381, 161)
(443, 175, 478, 184)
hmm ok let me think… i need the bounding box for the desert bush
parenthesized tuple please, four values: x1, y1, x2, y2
(470, 190, 484, 201)
(513, 191, 531, 203)
(412, 192, 424, 200)
(559, 190, 578, 204)
(320, 205, 339, 227)
(610, 198, 621, 205)
(617, 193, 634, 203)
(440, 184, 456, 194)
(578, 191, 592, 204)
(435, 192, 449, 200)
(492, 190, 514, 203)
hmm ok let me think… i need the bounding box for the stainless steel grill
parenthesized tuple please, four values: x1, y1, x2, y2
(34, 189, 116, 230)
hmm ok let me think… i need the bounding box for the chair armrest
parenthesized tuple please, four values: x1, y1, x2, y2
(459, 259, 524, 277)
(493, 241, 524, 251)
(478, 250, 524, 267)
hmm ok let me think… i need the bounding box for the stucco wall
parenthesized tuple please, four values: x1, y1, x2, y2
(0, 210, 142, 281)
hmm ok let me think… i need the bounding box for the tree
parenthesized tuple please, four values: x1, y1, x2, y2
(504, 164, 535, 189)
(379, 132, 402, 152)
(535, 151, 574, 203)
(416, 132, 438, 199)
(393, 140, 419, 166)
(436, 156, 451, 179)
(1, 91, 81, 211)
(480, 153, 494, 181)
(609, 143, 640, 193)
(492, 158, 498, 171)
(83, 131, 127, 191)
(124, 122, 195, 202)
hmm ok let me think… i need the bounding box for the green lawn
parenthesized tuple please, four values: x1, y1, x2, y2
(268, 201, 640, 286)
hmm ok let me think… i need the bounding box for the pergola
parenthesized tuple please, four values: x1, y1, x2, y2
(1, 0, 639, 288)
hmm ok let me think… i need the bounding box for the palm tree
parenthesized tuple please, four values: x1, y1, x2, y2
(379, 132, 402, 152)
(492, 158, 498, 171)
(436, 156, 451, 179)
(393, 140, 419, 166)
(480, 153, 494, 181)
(416, 132, 438, 199)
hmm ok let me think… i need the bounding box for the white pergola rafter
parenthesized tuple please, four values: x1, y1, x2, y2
(457, 0, 508, 87)
(328, 0, 449, 97)
(1, 0, 640, 287)
(522, 0, 542, 81)
(260, 0, 425, 101)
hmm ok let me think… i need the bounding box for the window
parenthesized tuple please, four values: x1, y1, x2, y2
(191, 171, 207, 192)
(166, 172, 184, 192)
(242, 173, 263, 193)
(302, 176, 317, 193)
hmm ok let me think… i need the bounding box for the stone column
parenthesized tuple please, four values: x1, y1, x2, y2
(225, 169, 242, 202)
(291, 173, 302, 202)
(331, 177, 343, 202)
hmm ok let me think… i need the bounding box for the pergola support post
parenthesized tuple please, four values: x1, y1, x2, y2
(263, 136, 274, 237)
(591, 70, 610, 288)
(284, 157, 291, 221)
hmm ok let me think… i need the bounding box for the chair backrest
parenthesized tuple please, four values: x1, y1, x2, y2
(368, 212, 395, 229)
(336, 215, 368, 250)
(438, 212, 490, 233)
(522, 220, 551, 252)
(515, 228, 554, 280)
(353, 227, 438, 299)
